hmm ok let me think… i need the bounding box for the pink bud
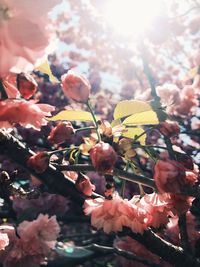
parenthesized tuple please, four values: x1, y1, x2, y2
(61, 71, 90, 103)
(17, 73, 38, 99)
(27, 152, 49, 173)
(90, 142, 117, 173)
(48, 122, 74, 145)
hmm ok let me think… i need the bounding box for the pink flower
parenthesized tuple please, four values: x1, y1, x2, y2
(0, 214, 60, 267)
(18, 214, 60, 243)
(61, 70, 91, 102)
(0, 0, 62, 77)
(84, 194, 148, 234)
(2, 74, 19, 98)
(156, 84, 181, 108)
(166, 212, 200, 247)
(75, 173, 95, 196)
(136, 193, 172, 228)
(154, 159, 186, 193)
(167, 194, 193, 215)
(154, 159, 198, 194)
(0, 99, 54, 130)
(0, 233, 9, 251)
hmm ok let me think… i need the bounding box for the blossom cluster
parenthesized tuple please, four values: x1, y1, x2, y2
(0, 214, 60, 267)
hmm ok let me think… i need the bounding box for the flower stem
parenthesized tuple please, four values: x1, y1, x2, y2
(75, 126, 96, 133)
(48, 147, 79, 156)
(86, 100, 101, 142)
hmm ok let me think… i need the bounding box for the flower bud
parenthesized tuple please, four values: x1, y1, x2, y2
(61, 71, 90, 103)
(17, 73, 38, 99)
(27, 152, 49, 173)
(76, 173, 95, 196)
(90, 142, 117, 173)
(48, 122, 74, 145)
(159, 120, 180, 138)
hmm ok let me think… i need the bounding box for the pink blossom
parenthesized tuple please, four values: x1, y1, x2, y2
(154, 159, 198, 194)
(0, 214, 60, 267)
(1, 74, 19, 98)
(0, 0, 62, 77)
(136, 193, 172, 228)
(75, 173, 95, 196)
(156, 84, 181, 108)
(166, 212, 200, 247)
(154, 159, 186, 193)
(18, 214, 60, 242)
(0, 233, 9, 251)
(167, 194, 193, 215)
(0, 99, 54, 130)
(84, 194, 148, 234)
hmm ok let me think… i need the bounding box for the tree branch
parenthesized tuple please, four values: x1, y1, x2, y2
(86, 243, 161, 267)
(120, 228, 200, 267)
(56, 164, 156, 189)
(0, 130, 101, 205)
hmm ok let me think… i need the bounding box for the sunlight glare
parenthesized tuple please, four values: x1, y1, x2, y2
(104, 0, 162, 37)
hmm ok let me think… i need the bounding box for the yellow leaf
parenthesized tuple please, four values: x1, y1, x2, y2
(122, 127, 146, 145)
(111, 119, 121, 127)
(113, 100, 152, 120)
(123, 110, 159, 125)
(35, 60, 59, 83)
(48, 110, 96, 122)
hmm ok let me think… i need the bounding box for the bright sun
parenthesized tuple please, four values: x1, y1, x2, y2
(104, 0, 162, 37)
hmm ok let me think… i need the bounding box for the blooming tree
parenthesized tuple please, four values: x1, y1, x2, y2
(0, 1, 200, 267)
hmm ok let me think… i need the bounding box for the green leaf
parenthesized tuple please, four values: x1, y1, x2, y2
(123, 110, 159, 125)
(122, 127, 146, 145)
(113, 100, 152, 120)
(35, 60, 59, 83)
(48, 110, 97, 122)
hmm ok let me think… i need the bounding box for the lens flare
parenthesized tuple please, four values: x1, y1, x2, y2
(104, 0, 162, 37)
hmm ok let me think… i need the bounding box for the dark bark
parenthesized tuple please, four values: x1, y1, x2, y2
(0, 130, 100, 205)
